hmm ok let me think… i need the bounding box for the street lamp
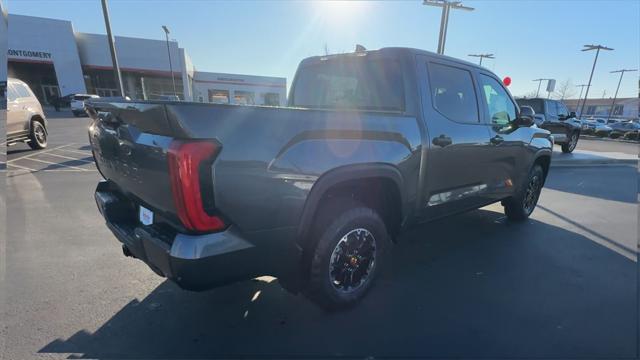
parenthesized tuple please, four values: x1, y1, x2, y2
(575, 84, 588, 114)
(468, 53, 494, 66)
(578, 44, 613, 117)
(101, 0, 125, 97)
(162, 25, 178, 98)
(607, 69, 637, 121)
(532, 78, 552, 98)
(423, 0, 474, 55)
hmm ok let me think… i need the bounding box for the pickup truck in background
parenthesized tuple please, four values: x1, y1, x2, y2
(87, 47, 552, 309)
(515, 98, 581, 153)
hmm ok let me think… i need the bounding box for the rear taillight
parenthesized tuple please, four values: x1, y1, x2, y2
(167, 140, 226, 232)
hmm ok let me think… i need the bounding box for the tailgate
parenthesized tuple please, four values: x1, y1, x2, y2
(87, 101, 179, 226)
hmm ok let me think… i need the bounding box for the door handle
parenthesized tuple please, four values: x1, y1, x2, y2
(432, 134, 452, 147)
(490, 135, 504, 145)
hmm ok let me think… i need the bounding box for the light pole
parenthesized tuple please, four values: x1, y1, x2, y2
(101, 0, 125, 97)
(607, 68, 637, 121)
(468, 53, 494, 66)
(579, 44, 613, 118)
(162, 25, 178, 98)
(532, 78, 552, 98)
(575, 84, 588, 115)
(423, 0, 474, 55)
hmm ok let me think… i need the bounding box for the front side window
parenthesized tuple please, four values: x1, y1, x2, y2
(291, 58, 404, 112)
(478, 74, 516, 125)
(556, 102, 568, 117)
(428, 62, 479, 123)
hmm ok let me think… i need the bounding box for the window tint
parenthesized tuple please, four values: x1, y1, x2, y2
(478, 74, 516, 125)
(292, 58, 404, 112)
(546, 100, 558, 117)
(14, 83, 32, 98)
(556, 102, 568, 117)
(516, 99, 544, 114)
(428, 62, 479, 123)
(7, 84, 17, 102)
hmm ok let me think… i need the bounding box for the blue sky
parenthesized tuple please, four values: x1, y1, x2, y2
(9, 0, 640, 99)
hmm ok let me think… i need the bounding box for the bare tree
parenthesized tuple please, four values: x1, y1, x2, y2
(553, 78, 576, 100)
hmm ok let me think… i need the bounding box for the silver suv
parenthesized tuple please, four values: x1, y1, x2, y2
(6, 78, 48, 150)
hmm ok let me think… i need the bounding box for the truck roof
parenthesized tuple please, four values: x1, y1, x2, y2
(299, 46, 486, 71)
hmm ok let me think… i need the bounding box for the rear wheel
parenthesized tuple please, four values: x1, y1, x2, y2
(503, 164, 544, 221)
(305, 201, 389, 310)
(28, 120, 47, 150)
(561, 132, 578, 153)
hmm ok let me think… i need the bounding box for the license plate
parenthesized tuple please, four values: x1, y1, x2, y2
(139, 205, 154, 226)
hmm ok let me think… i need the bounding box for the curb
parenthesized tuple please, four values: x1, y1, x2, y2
(580, 135, 639, 144)
(551, 158, 637, 167)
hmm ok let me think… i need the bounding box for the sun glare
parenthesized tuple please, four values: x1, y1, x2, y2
(314, 0, 367, 23)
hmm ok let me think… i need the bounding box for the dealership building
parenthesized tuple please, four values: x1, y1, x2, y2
(7, 14, 287, 106)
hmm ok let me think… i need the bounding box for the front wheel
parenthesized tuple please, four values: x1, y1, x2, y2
(503, 164, 544, 221)
(28, 120, 47, 150)
(561, 132, 578, 153)
(305, 202, 389, 310)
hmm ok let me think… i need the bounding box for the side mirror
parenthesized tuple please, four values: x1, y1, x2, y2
(569, 111, 576, 118)
(514, 106, 535, 127)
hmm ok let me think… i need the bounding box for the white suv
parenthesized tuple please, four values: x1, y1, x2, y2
(6, 78, 48, 150)
(70, 94, 100, 117)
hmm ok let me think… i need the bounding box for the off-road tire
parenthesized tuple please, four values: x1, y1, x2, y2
(305, 200, 389, 310)
(503, 164, 544, 221)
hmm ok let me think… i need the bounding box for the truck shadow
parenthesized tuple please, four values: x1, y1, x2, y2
(39, 209, 637, 359)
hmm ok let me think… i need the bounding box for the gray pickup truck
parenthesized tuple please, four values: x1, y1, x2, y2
(88, 47, 552, 309)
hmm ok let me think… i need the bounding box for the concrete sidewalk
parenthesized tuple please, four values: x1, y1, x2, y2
(551, 148, 638, 167)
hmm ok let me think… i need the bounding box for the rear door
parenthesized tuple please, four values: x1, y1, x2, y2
(417, 55, 494, 219)
(6, 83, 28, 135)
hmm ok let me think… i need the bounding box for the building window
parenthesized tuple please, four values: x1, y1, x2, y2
(234, 91, 255, 105)
(586, 106, 597, 115)
(198, 96, 204, 103)
(262, 92, 280, 106)
(613, 104, 624, 116)
(208, 89, 229, 104)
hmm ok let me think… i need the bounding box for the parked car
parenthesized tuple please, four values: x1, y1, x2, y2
(70, 94, 100, 117)
(87, 47, 553, 309)
(623, 130, 639, 140)
(594, 123, 613, 137)
(6, 78, 48, 150)
(515, 98, 581, 153)
(609, 121, 640, 138)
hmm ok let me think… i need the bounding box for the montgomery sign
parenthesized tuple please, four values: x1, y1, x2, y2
(8, 49, 53, 59)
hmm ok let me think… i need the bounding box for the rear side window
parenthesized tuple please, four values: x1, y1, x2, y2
(291, 58, 404, 112)
(516, 99, 544, 114)
(428, 62, 479, 123)
(546, 100, 558, 117)
(7, 84, 17, 102)
(74, 95, 91, 100)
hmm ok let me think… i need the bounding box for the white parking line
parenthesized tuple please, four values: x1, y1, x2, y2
(7, 163, 39, 172)
(20, 156, 91, 171)
(7, 144, 70, 163)
(58, 148, 93, 156)
(45, 152, 94, 164)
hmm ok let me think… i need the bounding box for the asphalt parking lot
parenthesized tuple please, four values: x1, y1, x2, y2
(2, 111, 638, 359)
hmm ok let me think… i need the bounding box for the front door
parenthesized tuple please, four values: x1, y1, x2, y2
(417, 56, 493, 220)
(476, 72, 527, 200)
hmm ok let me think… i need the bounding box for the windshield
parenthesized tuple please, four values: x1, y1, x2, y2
(291, 58, 404, 112)
(516, 99, 544, 114)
